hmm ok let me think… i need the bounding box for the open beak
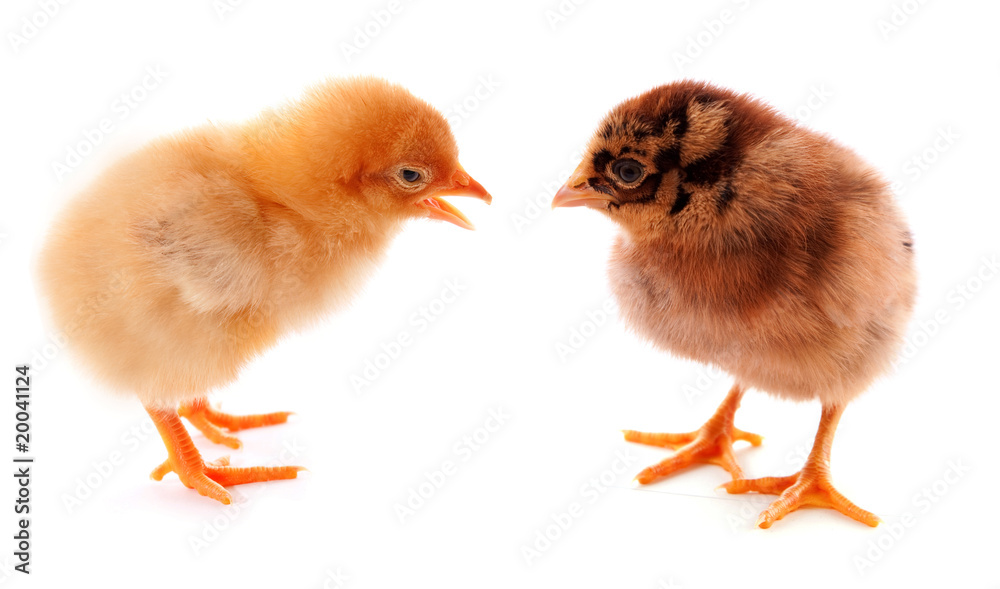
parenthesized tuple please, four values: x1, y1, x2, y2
(551, 165, 616, 210)
(416, 164, 492, 230)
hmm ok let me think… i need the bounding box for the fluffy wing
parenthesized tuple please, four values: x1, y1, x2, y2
(131, 172, 272, 316)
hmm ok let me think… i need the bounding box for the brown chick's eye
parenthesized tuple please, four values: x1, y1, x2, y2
(612, 159, 644, 184)
(400, 169, 421, 183)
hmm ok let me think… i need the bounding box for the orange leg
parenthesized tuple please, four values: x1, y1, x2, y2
(624, 383, 762, 484)
(146, 404, 303, 505)
(178, 397, 292, 449)
(722, 404, 879, 528)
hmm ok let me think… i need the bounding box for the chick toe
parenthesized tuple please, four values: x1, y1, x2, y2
(146, 405, 302, 505)
(722, 404, 879, 528)
(177, 398, 292, 449)
(626, 384, 761, 484)
(197, 402, 292, 433)
(728, 473, 879, 529)
(178, 404, 242, 450)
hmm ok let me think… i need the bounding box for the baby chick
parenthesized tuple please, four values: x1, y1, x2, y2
(552, 80, 915, 528)
(39, 78, 491, 504)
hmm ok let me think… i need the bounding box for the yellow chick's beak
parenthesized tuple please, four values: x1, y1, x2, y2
(551, 167, 616, 210)
(417, 164, 492, 230)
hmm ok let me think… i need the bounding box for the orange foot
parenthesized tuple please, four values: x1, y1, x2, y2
(722, 404, 879, 528)
(146, 404, 303, 504)
(723, 470, 878, 528)
(178, 398, 292, 449)
(624, 384, 762, 484)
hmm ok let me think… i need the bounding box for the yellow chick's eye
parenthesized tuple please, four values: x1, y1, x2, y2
(612, 159, 644, 184)
(400, 169, 422, 183)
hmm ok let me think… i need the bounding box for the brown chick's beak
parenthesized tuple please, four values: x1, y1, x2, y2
(551, 171, 616, 210)
(417, 164, 492, 230)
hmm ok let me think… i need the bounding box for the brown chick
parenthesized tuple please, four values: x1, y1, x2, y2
(552, 80, 915, 528)
(38, 77, 491, 504)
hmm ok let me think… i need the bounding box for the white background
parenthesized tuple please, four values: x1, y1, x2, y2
(2, 0, 999, 587)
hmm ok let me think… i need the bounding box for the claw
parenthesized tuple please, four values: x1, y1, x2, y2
(626, 384, 760, 485)
(724, 404, 879, 528)
(178, 398, 292, 448)
(145, 404, 303, 505)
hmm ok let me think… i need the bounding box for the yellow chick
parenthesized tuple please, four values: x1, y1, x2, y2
(38, 77, 491, 504)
